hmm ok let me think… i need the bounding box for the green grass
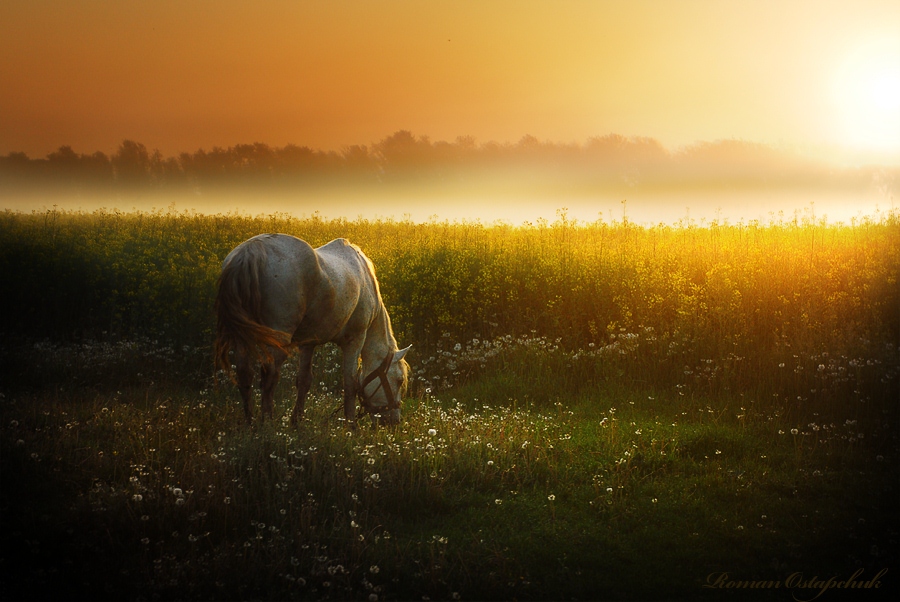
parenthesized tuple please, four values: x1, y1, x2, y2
(1, 337, 896, 601)
(1, 208, 898, 599)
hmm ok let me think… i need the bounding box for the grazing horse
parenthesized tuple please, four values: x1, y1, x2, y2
(214, 234, 410, 426)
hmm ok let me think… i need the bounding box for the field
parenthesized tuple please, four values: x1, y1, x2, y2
(1, 207, 899, 600)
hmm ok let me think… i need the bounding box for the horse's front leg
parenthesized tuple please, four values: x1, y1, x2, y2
(260, 348, 287, 421)
(290, 345, 315, 426)
(341, 340, 364, 427)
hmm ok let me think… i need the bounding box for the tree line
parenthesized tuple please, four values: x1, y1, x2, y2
(0, 130, 884, 193)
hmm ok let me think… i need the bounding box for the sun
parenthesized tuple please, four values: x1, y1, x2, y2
(832, 38, 900, 156)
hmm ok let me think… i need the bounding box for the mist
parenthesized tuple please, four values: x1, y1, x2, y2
(2, 132, 896, 225)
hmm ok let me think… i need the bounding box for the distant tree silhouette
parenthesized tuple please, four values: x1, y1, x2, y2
(374, 130, 436, 176)
(113, 140, 152, 187)
(0, 133, 883, 196)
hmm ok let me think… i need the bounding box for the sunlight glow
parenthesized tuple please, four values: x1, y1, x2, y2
(833, 38, 900, 154)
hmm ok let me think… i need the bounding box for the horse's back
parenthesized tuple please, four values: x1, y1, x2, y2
(221, 234, 375, 345)
(228, 234, 325, 334)
(312, 239, 378, 337)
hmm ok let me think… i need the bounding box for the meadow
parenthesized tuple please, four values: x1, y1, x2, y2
(1, 207, 898, 600)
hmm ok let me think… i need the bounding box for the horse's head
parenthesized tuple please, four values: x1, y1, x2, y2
(359, 345, 411, 425)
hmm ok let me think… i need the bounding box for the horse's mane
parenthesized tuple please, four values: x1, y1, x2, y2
(352, 243, 409, 388)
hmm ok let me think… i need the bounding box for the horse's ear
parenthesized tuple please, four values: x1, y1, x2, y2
(394, 345, 411, 362)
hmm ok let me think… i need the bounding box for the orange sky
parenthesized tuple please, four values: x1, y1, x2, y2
(2, 0, 899, 163)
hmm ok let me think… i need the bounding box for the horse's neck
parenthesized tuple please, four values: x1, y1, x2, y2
(361, 305, 396, 368)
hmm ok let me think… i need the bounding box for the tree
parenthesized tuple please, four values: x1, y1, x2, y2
(112, 140, 151, 186)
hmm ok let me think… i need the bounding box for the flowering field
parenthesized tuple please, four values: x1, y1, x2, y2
(1, 208, 898, 600)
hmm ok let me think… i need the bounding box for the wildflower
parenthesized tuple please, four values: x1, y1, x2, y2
(428, 428, 437, 436)
(141, 538, 150, 545)
(548, 494, 556, 501)
(370, 565, 380, 574)
(606, 487, 613, 494)
(791, 428, 799, 435)
(224, 497, 231, 504)
(132, 494, 143, 502)
(495, 499, 502, 505)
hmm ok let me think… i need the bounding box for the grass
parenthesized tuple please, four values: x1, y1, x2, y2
(1, 208, 898, 600)
(1, 336, 896, 601)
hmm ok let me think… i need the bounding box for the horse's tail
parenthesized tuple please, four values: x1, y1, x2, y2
(214, 241, 291, 379)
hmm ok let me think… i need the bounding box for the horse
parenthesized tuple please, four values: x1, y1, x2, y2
(214, 234, 410, 426)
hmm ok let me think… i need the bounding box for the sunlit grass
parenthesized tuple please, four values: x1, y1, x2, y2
(1, 208, 898, 599)
(2, 333, 896, 600)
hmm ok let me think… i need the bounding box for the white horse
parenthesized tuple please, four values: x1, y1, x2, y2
(214, 234, 410, 426)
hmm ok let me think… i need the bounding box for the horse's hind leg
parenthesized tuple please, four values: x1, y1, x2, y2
(260, 348, 287, 421)
(290, 345, 315, 426)
(235, 351, 255, 425)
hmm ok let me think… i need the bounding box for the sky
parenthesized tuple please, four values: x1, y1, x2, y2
(2, 0, 900, 224)
(2, 0, 899, 163)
